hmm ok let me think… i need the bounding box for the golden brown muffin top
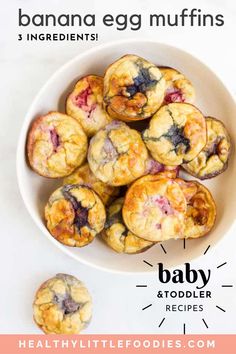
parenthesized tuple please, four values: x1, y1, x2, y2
(104, 54, 165, 121)
(45, 184, 106, 247)
(88, 120, 148, 186)
(123, 176, 186, 242)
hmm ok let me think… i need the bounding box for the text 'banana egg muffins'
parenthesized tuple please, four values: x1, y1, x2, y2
(103, 54, 166, 121)
(66, 75, 112, 137)
(27, 112, 88, 178)
(88, 120, 148, 186)
(33, 274, 92, 334)
(45, 184, 106, 247)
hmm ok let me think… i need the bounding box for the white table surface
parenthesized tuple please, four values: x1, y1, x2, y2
(0, 0, 236, 334)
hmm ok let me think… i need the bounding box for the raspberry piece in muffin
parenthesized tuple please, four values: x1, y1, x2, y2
(66, 75, 112, 137)
(159, 67, 195, 104)
(123, 175, 186, 242)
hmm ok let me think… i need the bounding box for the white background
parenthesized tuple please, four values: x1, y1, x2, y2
(0, 0, 236, 334)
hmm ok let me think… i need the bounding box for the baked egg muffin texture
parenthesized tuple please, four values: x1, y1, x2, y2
(27, 111, 88, 178)
(143, 103, 207, 165)
(176, 179, 216, 239)
(33, 273, 92, 334)
(123, 175, 186, 242)
(63, 163, 119, 205)
(182, 117, 231, 179)
(145, 155, 180, 177)
(102, 197, 154, 254)
(66, 75, 112, 137)
(88, 120, 148, 186)
(103, 54, 166, 121)
(45, 184, 106, 247)
(129, 171, 216, 240)
(160, 67, 195, 104)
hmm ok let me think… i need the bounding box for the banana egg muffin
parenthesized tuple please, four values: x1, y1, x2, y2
(63, 163, 119, 205)
(45, 184, 106, 247)
(143, 103, 207, 165)
(66, 75, 112, 137)
(176, 179, 216, 239)
(160, 67, 195, 104)
(131, 173, 216, 240)
(102, 197, 154, 254)
(33, 273, 92, 334)
(88, 120, 148, 186)
(123, 175, 187, 242)
(103, 54, 166, 121)
(27, 111, 88, 178)
(182, 117, 231, 179)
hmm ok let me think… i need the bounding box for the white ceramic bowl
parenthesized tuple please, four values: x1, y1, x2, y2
(17, 39, 236, 273)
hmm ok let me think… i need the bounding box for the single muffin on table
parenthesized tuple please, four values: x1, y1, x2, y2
(33, 273, 92, 334)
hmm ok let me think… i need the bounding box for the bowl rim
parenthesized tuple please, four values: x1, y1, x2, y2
(16, 38, 236, 274)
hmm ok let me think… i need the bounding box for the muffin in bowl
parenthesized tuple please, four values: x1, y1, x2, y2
(103, 54, 165, 121)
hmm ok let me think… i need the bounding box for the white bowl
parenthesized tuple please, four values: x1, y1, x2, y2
(17, 39, 236, 273)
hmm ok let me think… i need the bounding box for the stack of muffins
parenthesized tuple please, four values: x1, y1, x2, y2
(26, 54, 231, 254)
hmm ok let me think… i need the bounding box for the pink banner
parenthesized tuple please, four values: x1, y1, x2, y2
(1, 335, 236, 354)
